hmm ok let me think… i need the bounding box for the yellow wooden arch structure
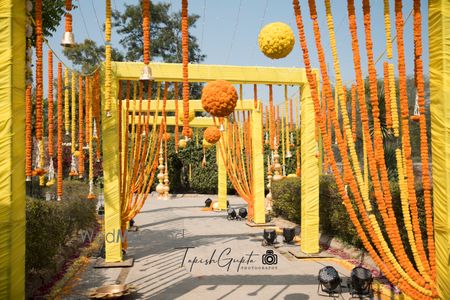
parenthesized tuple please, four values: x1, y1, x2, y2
(102, 61, 320, 262)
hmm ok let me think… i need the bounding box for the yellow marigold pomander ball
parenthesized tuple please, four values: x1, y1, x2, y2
(258, 22, 295, 59)
(179, 139, 187, 149)
(177, 109, 196, 123)
(201, 80, 238, 118)
(203, 126, 221, 144)
(163, 132, 172, 142)
(202, 139, 214, 149)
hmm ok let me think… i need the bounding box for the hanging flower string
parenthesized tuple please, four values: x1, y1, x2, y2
(104, 0, 112, 116)
(413, 0, 435, 280)
(181, 0, 191, 138)
(78, 75, 84, 178)
(35, 0, 45, 178)
(293, 0, 433, 297)
(57, 63, 64, 201)
(47, 51, 55, 186)
(395, 0, 433, 282)
(69, 72, 78, 177)
(25, 84, 32, 181)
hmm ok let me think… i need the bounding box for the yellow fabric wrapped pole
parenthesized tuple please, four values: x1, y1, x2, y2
(300, 81, 319, 253)
(429, 1, 450, 298)
(0, 0, 26, 298)
(217, 135, 227, 210)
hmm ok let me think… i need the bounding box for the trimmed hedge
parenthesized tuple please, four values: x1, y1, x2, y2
(26, 181, 97, 278)
(272, 175, 428, 251)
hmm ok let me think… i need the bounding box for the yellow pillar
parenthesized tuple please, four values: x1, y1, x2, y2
(252, 102, 266, 224)
(102, 73, 122, 262)
(216, 143, 227, 210)
(0, 0, 26, 298)
(300, 82, 320, 253)
(429, 2, 450, 298)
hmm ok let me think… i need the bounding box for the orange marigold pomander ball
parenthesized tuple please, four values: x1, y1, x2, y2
(201, 80, 238, 118)
(258, 22, 295, 59)
(182, 127, 193, 139)
(163, 132, 172, 142)
(203, 126, 221, 144)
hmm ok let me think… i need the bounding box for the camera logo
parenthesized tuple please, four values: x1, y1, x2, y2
(262, 250, 278, 265)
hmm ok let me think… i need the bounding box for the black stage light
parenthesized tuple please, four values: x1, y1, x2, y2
(283, 227, 296, 243)
(263, 229, 277, 245)
(205, 198, 212, 207)
(317, 266, 342, 297)
(129, 219, 135, 227)
(98, 205, 105, 216)
(227, 208, 237, 220)
(348, 266, 373, 299)
(238, 207, 248, 219)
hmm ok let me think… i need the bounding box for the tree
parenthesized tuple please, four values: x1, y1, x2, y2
(63, 39, 124, 74)
(31, 0, 73, 46)
(112, 2, 205, 63)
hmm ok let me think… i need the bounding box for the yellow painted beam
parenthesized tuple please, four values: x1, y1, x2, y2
(252, 103, 266, 224)
(0, 0, 26, 298)
(125, 99, 260, 112)
(112, 62, 307, 85)
(130, 116, 215, 127)
(429, 1, 450, 298)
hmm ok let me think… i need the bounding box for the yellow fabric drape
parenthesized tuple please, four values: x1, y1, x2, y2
(0, 0, 26, 298)
(429, 1, 450, 298)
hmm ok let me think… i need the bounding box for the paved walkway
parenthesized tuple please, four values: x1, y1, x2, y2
(63, 194, 373, 300)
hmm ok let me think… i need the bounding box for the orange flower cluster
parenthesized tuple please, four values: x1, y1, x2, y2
(48, 51, 54, 158)
(181, 0, 190, 137)
(201, 80, 238, 117)
(293, 0, 434, 297)
(162, 133, 172, 142)
(25, 85, 32, 179)
(142, 0, 150, 65)
(35, 0, 43, 141)
(78, 75, 84, 177)
(413, 0, 435, 280)
(362, 1, 430, 289)
(204, 126, 221, 144)
(395, 0, 433, 286)
(182, 127, 193, 139)
(85, 77, 90, 141)
(383, 62, 393, 129)
(65, 0, 72, 32)
(174, 82, 179, 151)
(57, 63, 63, 200)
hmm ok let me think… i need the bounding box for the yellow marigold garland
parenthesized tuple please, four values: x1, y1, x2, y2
(181, 0, 190, 137)
(78, 75, 84, 178)
(384, 0, 393, 59)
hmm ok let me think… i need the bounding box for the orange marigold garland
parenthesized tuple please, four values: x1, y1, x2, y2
(25, 84, 32, 181)
(395, 0, 433, 281)
(57, 63, 63, 201)
(47, 51, 55, 186)
(181, 0, 190, 137)
(34, 0, 46, 178)
(413, 0, 435, 280)
(201, 80, 238, 118)
(174, 82, 179, 152)
(142, 0, 150, 65)
(294, 0, 432, 297)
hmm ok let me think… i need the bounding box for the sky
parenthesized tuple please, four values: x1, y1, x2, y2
(43, 0, 429, 105)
